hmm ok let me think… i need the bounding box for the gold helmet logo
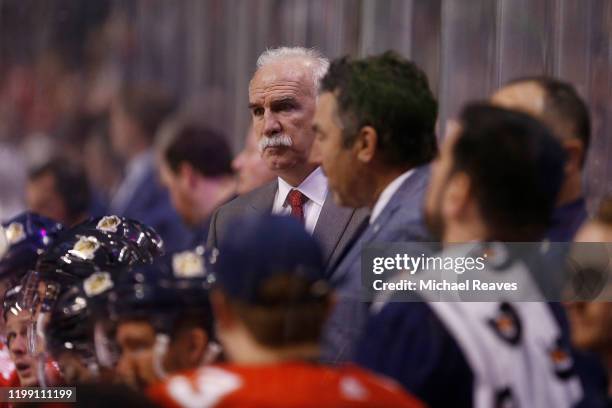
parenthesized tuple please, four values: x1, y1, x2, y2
(173, 251, 205, 278)
(69, 236, 101, 260)
(83, 272, 114, 297)
(6, 222, 26, 245)
(96, 215, 122, 233)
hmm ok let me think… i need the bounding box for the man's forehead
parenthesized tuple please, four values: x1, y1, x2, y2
(491, 82, 545, 116)
(118, 319, 155, 334)
(575, 222, 612, 242)
(316, 92, 337, 111)
(249, 59, 314, 96)
(6, 311, 31, 326)
(315, 92, 342, 123)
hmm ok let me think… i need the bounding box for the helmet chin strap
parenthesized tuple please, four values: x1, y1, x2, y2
(94, 322, 116, 368)
(32, 312, 49, 387)
(36, 356, 47, 387)
(21, 271, 40, 311)
(153, 333, 170, 380)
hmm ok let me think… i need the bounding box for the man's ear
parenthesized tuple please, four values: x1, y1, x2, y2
(178, 162, 197, 188)
(186, 328, 208, 366)
(355, 126, 378, 163)
(443, 171, 472, 221)
(562, 138, 585, 175)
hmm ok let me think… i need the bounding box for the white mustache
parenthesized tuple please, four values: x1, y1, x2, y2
(259, 134, 293, 152)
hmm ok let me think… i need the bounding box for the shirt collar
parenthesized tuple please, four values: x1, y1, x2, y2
(370, 169, 414, 224)
(277, 167, 328, 207)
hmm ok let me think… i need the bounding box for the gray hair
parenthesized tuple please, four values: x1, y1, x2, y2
(256, 47, 329, 93)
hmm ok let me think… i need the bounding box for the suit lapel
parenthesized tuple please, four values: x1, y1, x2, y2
(326, 214, 369, 278)
(330, 165, 430, 286)
(248, 181, 277, 214)
(313, 193, 357, 266)
(328, 195, 402, 287)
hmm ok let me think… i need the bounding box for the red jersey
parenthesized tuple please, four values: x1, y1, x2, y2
(0, 343, 16, 385)
(0, 344, 17, 408)
(148, 362, 424, 408)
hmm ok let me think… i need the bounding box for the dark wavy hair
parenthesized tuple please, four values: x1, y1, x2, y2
(454, 103, 567, 241)
(320, 51, 438, 168)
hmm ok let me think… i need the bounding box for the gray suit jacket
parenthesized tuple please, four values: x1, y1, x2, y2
(207, 180, 369, 268)
(321, 164, 438, 363)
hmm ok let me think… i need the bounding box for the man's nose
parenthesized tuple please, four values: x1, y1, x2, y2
(10, 334, 27, 355)
(263, 111, 282, 136)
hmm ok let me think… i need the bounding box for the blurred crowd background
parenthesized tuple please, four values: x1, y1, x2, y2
(0, 0, 610, 222)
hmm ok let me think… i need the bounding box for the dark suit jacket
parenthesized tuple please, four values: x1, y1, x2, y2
(321, 165, 437, 363)
(115, 165, 192, 253)
(207, 180, 369, 269)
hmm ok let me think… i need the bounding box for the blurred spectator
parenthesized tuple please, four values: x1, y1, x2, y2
(26, 158, 91, 226)
(491, 77, 591, 241)
(82, 117, 122, 205)
(0, 143, 26, 221)
(109, 84, 190, 252)
(569, 197, 612, 401)
(157, 121, 236, 246)
(232, 124, 275, 195)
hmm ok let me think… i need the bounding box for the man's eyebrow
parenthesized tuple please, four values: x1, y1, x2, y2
(248, 103, 260, 110)
(270, 96, 299, 106)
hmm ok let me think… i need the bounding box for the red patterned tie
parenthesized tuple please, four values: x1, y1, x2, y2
(286, 189, 309, 224)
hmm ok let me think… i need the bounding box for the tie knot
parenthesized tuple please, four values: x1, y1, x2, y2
(287, 189, 308, 207)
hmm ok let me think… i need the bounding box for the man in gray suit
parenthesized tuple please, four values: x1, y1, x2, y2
(312, 52, 439, 362)
(207, 47, 367, 268)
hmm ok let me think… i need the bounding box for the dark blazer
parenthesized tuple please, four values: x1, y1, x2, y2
(207, 180, 369, 269)
(321, 165, 437, 363)
(115, 165, 192, 253)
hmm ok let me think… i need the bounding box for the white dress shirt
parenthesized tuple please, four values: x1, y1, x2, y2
(272, 167, 328, 234)
(369, 169, 414, 224)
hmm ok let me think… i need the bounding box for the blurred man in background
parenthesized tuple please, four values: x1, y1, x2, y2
(149, 215, 424, 408)
(109, 85, 190, 252)
(208, 47, 368, 268)
(157, 121, 236, 246)
(355, 104, 585, 407)
(568, 197, 612, 401)
(82, 117, 123, 208)
(312, 52, 438, 363)
(493, 77, 608, 405)
(491, 76, 591, 241)
(26, 158, 92, 226)
(231, 124, 275, 195)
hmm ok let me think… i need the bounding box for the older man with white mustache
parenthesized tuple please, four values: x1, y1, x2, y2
(207, 47, 368, 269)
